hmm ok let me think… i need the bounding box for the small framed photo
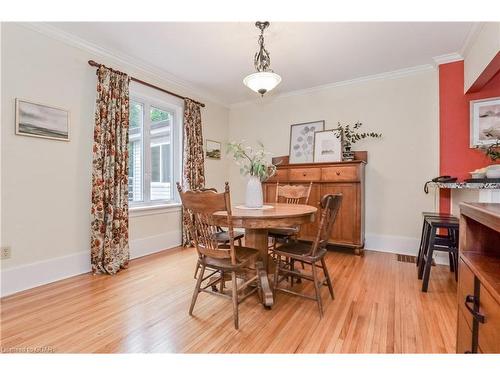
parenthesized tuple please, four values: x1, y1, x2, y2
(470, 97, 500, 147)
(289, 120, 325, 164)
(313, 130, 343, 163)
(15, 98, 70, 141)
(206, 139, 222, 159)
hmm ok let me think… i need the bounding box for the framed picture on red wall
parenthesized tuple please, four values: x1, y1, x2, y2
(470, 97, 500, 147)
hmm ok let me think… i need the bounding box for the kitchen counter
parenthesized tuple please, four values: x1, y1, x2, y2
(431, 181, 500, 189)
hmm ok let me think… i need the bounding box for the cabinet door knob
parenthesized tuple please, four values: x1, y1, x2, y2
(336, 171, 340, 176)
(303, 173, 306, 176)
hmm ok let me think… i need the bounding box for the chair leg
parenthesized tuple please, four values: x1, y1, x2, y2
(321, 257, 334, 299)
(273, 257, 280, 294)
(219, 270, 225, 293)
(417, 221, 430, 269)
(193, 259, 200, 279)
(448, 252, 455, 272)
(416, 218, 427, 268)
(418, 227, 430, 280)
(421, 228, 436, 292)
(189, 263, 205, 315)
(231, 271, 239, 329)
(238, 238, 242, 247)
(453, 251, 459, 282)
(290, 260, 295, 287)
(311, 263, 324, 317)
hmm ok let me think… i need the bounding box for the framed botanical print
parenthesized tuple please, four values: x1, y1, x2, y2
(15, 98, 70, 141)
(289, 120, 325, 164)
(470, 97, 500, 147)
(313, 129, 342, 163)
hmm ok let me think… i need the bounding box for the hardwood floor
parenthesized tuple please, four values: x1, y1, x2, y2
(0, 247, 457, 353)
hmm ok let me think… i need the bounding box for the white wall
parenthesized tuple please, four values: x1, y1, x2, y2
(464, 22, 500, 92)
(228, 69, 440, 254)
(0, 23, 230, 296)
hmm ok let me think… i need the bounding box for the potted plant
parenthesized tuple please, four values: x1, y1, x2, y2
(332, 122, 382, 160)
(227, 141, 276, 208)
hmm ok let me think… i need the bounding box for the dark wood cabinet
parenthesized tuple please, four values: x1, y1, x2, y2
(263, 160, 365, 254)
(457, 203, 500, 354)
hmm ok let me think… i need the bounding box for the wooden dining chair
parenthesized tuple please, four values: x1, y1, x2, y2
(192, 187, 245, 279)
(177, 182, 262, 329)
(268, 182, 313, 248)
(271, 194, 342, 317)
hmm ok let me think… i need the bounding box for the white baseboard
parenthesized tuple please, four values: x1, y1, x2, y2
(0, 230, 182, 298)
(365, 233, 449, 265)
(129, 230, 182, 259)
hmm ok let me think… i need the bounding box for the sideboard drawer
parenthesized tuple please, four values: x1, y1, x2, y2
(267, 169, 289, 182)
(288, 168, 321, 181)
(321, 166, 359, 182)
(478, 285, 500, 353)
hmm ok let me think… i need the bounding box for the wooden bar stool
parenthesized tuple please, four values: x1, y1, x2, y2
(418, 216, 459, 292)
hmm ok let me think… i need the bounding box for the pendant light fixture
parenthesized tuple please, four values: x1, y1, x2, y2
(243, 21, 282, 96)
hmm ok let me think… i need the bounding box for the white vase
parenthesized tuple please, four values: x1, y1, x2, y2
(245, 176, 263, 208)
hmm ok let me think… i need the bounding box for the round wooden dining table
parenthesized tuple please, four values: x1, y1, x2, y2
(213, 203, 317, 307)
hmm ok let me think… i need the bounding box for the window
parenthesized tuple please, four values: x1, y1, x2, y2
(128, 95, 181, 208)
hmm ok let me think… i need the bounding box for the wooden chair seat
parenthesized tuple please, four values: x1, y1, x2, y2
(268, 227, 299, 238)
(215, 230, 244, 244)
(273, 241, 327, 262)
(204, 246, 259, 270)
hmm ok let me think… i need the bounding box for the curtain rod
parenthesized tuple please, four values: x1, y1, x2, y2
(87, 60, 206, 108)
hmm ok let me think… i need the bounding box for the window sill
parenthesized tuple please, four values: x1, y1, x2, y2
(129, 203, 182, 218)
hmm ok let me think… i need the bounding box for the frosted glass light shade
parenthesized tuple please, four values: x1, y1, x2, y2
(243, 71, 282, 96)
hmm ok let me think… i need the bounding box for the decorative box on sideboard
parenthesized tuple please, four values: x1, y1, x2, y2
(263, 159, 366, 255)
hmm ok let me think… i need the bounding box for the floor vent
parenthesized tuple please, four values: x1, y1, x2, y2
(396, 254, 436, 266)
(397, 254, 417, 263)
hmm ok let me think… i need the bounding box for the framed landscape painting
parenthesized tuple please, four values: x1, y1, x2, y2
(289, 120, 325, 164)
(16, 98, 70, 141)
(470, 97, 500, 147)
(206, 139, 222, 159)
(313, 129, 342, 163)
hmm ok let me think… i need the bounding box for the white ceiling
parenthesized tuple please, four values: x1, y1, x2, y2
(48, 22, 475, 105)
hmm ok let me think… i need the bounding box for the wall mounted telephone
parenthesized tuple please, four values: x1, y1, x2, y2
(424, 175, 457, 194)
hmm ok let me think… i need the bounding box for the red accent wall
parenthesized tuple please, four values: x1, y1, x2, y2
(438, 60, 500, 213)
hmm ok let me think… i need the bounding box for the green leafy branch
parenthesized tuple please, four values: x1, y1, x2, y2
(482, 140, 500, 161)
(332, 122, 382, 149)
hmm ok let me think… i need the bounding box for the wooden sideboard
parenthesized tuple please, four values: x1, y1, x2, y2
(457, 203, 500, 354)
(263, 160, 366, 255)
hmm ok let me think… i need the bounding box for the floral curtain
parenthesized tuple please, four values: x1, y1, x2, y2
(90, 66, 131, 274)
(182, 98, 205, 246)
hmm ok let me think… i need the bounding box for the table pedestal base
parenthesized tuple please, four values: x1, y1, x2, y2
(244, 228, 274, 307)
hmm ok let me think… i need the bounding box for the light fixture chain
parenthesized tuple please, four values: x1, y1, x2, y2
(253, 22, 271, 72)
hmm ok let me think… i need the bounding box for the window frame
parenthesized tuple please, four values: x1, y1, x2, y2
(128, 92, 183, 211)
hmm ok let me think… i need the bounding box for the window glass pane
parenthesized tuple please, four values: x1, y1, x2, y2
(128, 101, 143, 202)
(150, 106, 173, 201)
(161, 144, 171, 183)
(151, 146, 161, 183)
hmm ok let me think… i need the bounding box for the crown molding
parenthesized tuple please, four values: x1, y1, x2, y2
(460, 22, 485, 57)
(18, 22, 230, 108)
(230, 64, 435, 108)
(432, 52, 464, 66)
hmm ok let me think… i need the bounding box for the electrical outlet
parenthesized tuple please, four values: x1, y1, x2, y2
(1, 246, 11, 260)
